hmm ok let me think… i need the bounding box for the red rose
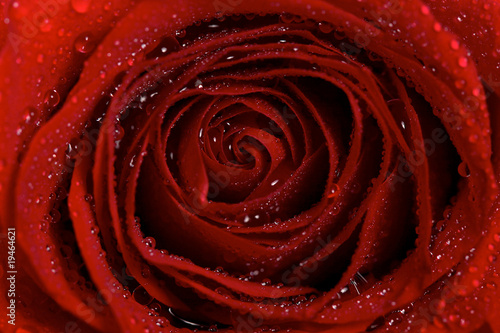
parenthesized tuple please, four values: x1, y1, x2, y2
(1, 0, 499, 332)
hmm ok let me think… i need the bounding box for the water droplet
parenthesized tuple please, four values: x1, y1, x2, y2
(22, 106, 37, 124)
(493, 233, 500, 243)
(175, 30, 186, 38)
(71, 0, 91, 13)
(280, 13, 294, 24)
(318, 21, 334, 33)
(122, 289, 131, 299)
(144, 237, 156, 248)
(458, 162, 470, 177)
(450, 40, 459, 50)
(150, 302, 161, 313)
(194, 78, 203, 89)
(420, 5, 430, 15)
(114, 124, 124, 140)
(486, 282, 496, 290)
(330, 205, 340, 215)
(39, 221, 48, 232)
(328, 184, 339, 199)
(50, 209, 61, 223)
(44, 89, 60, 108)
(215, 287, 230, 297)
(15, 125, 24, 136)
(74, 32, 95, 53)
(146, 37, 180, 59)
(133, 286, 153, 305)
(458, 57, 468, 68)
(468, 134, 478, 143)
(40, 20, 52, 32)
(459, 318, 470, 328)
(331, 302, 342, 309)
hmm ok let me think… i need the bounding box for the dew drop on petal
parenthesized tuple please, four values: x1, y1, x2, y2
(458, 57, 468, 68)
(458, 162, 470, 177)
(133, 286, 153, 305)
(39, 221, 48, 232)
(330, 205, 340, 216)
(318, 21, 334, 34)
(90, 226, 99, 235)
(493, 233, 500, 243)
(50, 209, 61, 223)
(420, 5, 430, 15)
(114, 124, 125, 140)
(44, 89, 60, 108)
(40, 20, 52, 32)
(22, 107, 37, 124)
(280, 13, 294, 24)
(150, 302, 161, 313)
(71, 0, 91, 13)
(74, 32, 95, 53)
(144, 237, 156, 248)
(468, 134, 478, 143)
(122, 289, 131, 299)
(175, 30, 186, 38)
(328, 184, 339, 199)
(460, 318, 470, 328)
